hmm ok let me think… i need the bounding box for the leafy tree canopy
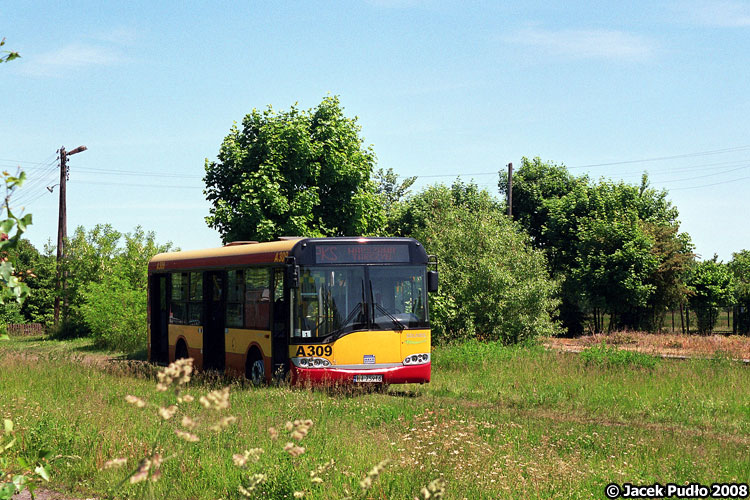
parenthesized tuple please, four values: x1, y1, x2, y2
(389, 179, 501, 237)
(500, 158, 693, 333)
(204, 96, 386, 243)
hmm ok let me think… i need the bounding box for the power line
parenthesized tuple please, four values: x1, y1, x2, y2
(652, 164, 750, 184)
(567, 145, 750, 169)
(0, 152, 58, 166)
(669, 175, 750, 191)
(74, 180, 202, 190)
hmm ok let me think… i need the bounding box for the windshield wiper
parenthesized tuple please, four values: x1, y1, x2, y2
(340, 302, 364, 329)
(369, 280, 405, 332)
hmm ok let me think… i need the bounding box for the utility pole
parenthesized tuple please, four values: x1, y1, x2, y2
(53, 145, 87, 326)
(506, 162, 513, 218)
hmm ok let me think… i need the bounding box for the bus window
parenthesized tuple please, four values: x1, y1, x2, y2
(293, 267, 366, 339)
(369, 266, 426, 329)
(188, 272, 203, 325)
(226, 269, 244, 328)
(245, 268, 271, 329)
(170, 272, 188, 324)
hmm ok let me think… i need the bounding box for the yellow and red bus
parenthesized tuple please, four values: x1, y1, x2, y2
(147, 237, 437, 385)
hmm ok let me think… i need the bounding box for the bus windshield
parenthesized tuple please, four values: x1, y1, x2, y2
(368, 266, 426, 330)
(292, 265, 427, 341)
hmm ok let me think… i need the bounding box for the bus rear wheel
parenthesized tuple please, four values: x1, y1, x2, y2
(175, 340, 188, 360)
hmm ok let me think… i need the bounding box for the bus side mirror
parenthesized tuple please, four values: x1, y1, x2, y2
(427, 271, 439, 293)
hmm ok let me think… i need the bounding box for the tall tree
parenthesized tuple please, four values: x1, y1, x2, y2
(204, 96, 385, 243)
(500, 158, 693, 334)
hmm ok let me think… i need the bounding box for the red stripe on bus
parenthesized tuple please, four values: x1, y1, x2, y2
(290, 363, 431, 385)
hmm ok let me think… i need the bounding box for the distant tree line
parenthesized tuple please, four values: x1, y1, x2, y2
(4, 96, 749, 348)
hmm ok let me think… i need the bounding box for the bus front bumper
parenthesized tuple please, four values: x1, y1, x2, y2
(290, 362, 431, 385)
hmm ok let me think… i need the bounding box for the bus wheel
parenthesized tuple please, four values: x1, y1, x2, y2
(246, 351, 265, 386)
(175, 340, 188, 360)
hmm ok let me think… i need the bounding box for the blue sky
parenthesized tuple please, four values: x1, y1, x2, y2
(2, 0, 750, 261)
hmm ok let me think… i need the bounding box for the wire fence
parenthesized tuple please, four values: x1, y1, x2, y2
(662, 306, 748, 335)
(5, 323, 45, 336)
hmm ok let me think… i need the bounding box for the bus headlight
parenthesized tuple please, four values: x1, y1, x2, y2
(403, 353, 430, 365)
(293, 357, 331, 368)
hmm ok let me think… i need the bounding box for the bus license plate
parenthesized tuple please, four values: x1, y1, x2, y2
(353, 374, 383, 383)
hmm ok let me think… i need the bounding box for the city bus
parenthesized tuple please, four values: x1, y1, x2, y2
(147, 237, 437, 385)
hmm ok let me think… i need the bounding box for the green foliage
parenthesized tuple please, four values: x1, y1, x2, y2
(432, 338, 543, 370)
(374, 167, 416, 230)
(0, 301, 24, 325)
(498, 157, 585, 244)
(0, 37, 20, 64)
(579, 342, 659, 369)
(502, 158, 693, 334)
(62, 224, 124, 314)
(686, 256, 735, 334)
(204, 96, 386, 243)
(52, 225, 173, 351)
(1, 419, 49, 500)
(728, 250, 750, 333)
(402, 181, 559, 344)
(80, 273, 146, 353)
(390, 179, 502, 237)
(3, 240, 56, 326)
(0, 170, 32, 310)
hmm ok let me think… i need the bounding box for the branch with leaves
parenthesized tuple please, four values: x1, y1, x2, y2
(0, 38, 20, 64)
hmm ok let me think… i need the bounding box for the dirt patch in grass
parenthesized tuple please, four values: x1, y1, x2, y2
(543, 332, 750, 361)
(11, 488, 96, 500)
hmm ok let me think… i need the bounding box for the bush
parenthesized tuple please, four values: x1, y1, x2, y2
(79, 273, 146, 353)
(408, 184, 560, 344)
(49, 317, 89, 340)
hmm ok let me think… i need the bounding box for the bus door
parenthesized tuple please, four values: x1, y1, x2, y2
(271, 268, 289, 378)
(149, 274, 169, 364)
(203, 271, 226, 371)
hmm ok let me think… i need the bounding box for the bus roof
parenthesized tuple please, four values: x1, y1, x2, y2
(148, 238, 301, 272)
(148, 237, 427, 272)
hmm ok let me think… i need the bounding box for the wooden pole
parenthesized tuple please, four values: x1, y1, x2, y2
(53, 147, 67, 326)
(52, 145, 85, 326)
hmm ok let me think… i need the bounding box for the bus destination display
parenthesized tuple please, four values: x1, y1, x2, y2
(315, 244, 410, 264)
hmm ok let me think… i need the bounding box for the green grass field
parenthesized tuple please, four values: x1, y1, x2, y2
(1, 336, 749, 499)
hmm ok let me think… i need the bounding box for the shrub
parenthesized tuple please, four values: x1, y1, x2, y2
(48, 317, 89, 340)
(407, 183, 560, 344)
(79, 273, 146, 353)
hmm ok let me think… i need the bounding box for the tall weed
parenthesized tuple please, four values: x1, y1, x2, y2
(580, 342, 659, 369)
